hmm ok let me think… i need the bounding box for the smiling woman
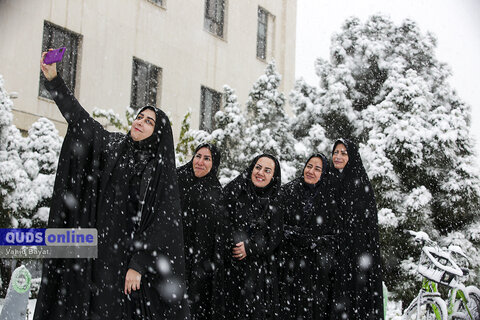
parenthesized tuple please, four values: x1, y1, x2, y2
(34, 51, 190, 320)
(250, 156, 275, 188)
(130, 109, 156, 141)
(176, 143, 226, 319)
(330, 138, 384, 319)
(223, 154, 283, 319)
(278, 153, 339, 319)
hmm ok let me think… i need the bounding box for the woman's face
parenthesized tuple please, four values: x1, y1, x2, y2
(130, 109, 156, 141)
(251, 157, 275, 188)
(303, 157, 323, 184)
(193, 147, 213, 178)
(333, 143, 349, 170)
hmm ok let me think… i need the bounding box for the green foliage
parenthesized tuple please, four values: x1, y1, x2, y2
(175, 111, 196, 164)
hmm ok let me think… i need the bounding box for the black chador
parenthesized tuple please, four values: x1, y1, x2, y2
(278, 154, 339, 320)
(177, 143, 225, 320)
(223, 154, 283, 320)
(330, 139, 384, 320)
(34, 76, 189, 320)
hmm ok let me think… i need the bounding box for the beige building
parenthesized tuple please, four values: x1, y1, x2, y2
(0, 0, 297, 140)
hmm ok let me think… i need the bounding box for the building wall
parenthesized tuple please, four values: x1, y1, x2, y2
(0, 0, 297, 139)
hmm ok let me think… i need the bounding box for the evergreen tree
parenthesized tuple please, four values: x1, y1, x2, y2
(289, 78, 331, 170)
(210, 85, 247, 173)
(243, 61, 297, 182)
(175, 111, 195, 164)
(310, 15, 480, 300)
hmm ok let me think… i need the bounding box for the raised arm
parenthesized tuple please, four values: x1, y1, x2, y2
(40, 51, 95, 126)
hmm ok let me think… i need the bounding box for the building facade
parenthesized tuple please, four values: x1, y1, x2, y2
(0, 0, 297, 139)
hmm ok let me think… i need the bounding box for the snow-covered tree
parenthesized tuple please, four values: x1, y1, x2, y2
(311, 15, 480, 300)
(289, 78, 332, 168)
(210, 85, 247, 173)
(243, 61, 297, 182)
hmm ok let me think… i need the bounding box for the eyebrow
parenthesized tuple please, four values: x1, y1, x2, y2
(139, 113, 156, 123)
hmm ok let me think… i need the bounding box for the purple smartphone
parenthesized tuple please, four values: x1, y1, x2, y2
(43, 47, 66, 64)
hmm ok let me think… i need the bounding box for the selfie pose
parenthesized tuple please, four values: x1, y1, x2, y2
(330, 139, 384, 320)
(34, 52, 189, 319)
(177, 143, 226, 320)
(223, 154, 283, 319)
(279, 154, 339, 320)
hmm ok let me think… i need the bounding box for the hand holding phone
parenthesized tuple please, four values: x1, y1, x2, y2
(43, 47, 66, 65)
(40, 50, 59, 81)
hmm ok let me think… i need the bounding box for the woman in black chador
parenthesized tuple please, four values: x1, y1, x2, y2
(34, 52, 189, 319)
(330, 139, 384, 320)
(278, 154, 339, 320)
(176, 143, 225, 319)
(223, 154, 283, 320)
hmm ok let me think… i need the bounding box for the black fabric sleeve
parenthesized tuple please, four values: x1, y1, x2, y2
(245, 204, 283, 257)
(44, 76, 92, 125)
(128, 253, 148, 275)
(284, 225, 315, 249)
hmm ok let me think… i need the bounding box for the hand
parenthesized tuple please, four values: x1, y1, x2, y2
(124, 268, 141, 295)
(40, 50, 58, 81)
(232, 241, 246, 260)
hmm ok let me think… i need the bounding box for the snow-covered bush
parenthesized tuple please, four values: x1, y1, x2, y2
(0, 75, 62, 297)
(0, 75, 62, 228)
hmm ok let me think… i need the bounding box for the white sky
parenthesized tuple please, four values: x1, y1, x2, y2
(295, 0, 480, 162)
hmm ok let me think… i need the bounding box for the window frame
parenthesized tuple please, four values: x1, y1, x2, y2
(39, 21, 81, 99)
(204, 0, 226, 38)
(147, 0, 165, 8)
(256, 7, 269, 60)
(130, 57, 162, 112)
(200, 86, 222, 132)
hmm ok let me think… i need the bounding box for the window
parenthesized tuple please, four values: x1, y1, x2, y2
(148, 0, 164, 7)
(131, 57, 162, 111)
(39, 21, 81, 99)
(256, 7, 268, 60)
(200, 86, 221, 132)
(204, 0, 225, 38)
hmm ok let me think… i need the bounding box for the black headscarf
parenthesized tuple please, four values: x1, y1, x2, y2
(223, 154, 283, 319)
(332, 138, 368, 179)
(301, 153, 329, 189)
(278, 153, 339, 320)
(34, 76, 189, 320)
(176, 143, 225, 319)
(177, 143, 222, 198)
(245, 153, 282, 198)
(330, 138, 384, 320)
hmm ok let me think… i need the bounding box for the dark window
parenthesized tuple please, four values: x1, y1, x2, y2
(39, 21, 81, 99)
(148, 0, 164, 7)
(131, 57, 162, 112)
(200, 86, 221, 132)
(257, 7, 268, 60)
(204, 0, 225, 38)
